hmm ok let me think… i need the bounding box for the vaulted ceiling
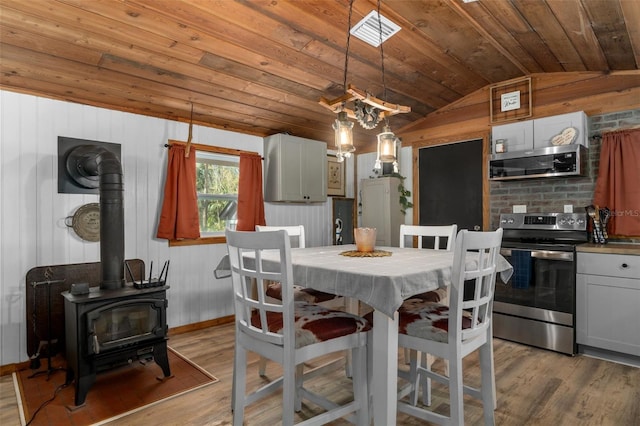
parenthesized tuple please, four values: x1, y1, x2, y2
(1, 0, 638, 151)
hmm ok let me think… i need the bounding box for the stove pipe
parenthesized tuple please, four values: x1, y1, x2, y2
(74, 145, 125, 290)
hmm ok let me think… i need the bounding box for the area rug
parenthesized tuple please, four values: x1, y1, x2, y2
(13, 347, 218, 426)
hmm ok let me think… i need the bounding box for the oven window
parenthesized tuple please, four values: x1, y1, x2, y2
(495, 254, 575, 313)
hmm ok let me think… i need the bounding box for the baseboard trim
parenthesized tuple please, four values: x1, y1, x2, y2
(578, 345, 640, 368)
(0, 316, 235, 377)
(169, 315, 235, 336)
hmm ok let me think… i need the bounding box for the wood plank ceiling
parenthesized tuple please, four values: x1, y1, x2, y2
(1, 0, 639, 151)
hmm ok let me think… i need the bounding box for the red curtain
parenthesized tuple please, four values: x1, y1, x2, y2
(156, 144, 200, 240)
(236, 152, 266, 231)
(593, 129, 640, 236)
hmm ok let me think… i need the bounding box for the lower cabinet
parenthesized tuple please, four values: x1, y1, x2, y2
(576, 252, 640, 356)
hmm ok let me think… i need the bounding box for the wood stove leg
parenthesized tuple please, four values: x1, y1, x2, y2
(75, 373, 96, 406)
(154, 341, 171, 378)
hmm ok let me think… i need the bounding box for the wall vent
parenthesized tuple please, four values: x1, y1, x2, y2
(350, 10, 401, 47)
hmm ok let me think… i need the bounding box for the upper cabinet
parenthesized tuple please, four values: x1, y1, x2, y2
(533, 111, 588, 149)
(491, 120, 534, 152)
(264, 134, 327, 203)
(492, 111, 587, 154)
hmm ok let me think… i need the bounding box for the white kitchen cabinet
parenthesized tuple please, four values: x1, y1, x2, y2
(533, 111, 587, 149)
(263, 133, 327, 202)
(576, 252, 640, 357)
(491, 120, 534, 153)
(360, 177, 402, 247)
(491, 111, 588, 154)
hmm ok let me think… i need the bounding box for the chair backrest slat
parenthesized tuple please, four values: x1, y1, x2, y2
(399, 224, 458, 250)
(256, 225, 306, 248)
(448, 229, 503, 343)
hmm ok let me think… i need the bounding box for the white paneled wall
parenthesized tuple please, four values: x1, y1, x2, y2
(0, 90, 341, 365)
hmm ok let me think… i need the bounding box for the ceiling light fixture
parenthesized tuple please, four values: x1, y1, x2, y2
(331, 0, 356, 162)
(319, 0, 410, 162)
(373, 0, 399, 173)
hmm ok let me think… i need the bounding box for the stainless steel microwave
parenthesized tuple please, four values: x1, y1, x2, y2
(489, 144, 587, 181)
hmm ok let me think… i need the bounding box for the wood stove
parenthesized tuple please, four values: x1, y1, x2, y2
(63, 285, 170, 406)
(58, 142, 171, 406)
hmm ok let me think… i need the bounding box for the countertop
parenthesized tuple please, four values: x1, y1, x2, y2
(577, 243, 640, 256)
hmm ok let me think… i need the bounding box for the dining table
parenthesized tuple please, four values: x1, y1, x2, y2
(253, 243, 513, 425)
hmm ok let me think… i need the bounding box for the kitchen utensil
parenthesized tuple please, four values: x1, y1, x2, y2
(585, 205, 604, 244)
(599, 207, 611, 241)
(65, 203, 100, 242)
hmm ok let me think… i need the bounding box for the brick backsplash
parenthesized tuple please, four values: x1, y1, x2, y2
(489, 108, 640, 229)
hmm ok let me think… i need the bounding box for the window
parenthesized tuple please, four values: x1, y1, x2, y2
(167, 142, 244, 247)
(196, 150, 239, 236)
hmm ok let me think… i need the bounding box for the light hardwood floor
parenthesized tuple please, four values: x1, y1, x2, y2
(2, 322, 639, 425)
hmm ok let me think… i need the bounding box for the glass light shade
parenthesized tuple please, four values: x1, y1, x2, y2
(377, 125, 397, 162)
(333, 111, 355, 162)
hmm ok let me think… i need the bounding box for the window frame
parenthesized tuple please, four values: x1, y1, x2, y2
(166, 140, 255, 247)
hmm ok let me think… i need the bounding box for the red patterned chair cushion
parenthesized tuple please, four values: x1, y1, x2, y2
(265, 281, 340, 304)
(251, 302, 371, 348)
(409, 288, 447, 303)
(364, 299, 475, 343)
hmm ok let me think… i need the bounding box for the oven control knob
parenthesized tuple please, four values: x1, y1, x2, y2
(507, 218, 514, 224)
(568, 219, 575, 225)
(558, 218, 566, 225)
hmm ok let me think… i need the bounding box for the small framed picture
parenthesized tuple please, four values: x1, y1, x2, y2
(327, 155, 345, 197)
(490, 77, 532, 123)
(500, 90, 521, 112)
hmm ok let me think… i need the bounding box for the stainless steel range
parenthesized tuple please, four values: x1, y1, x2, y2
(493, 212, 588, 355)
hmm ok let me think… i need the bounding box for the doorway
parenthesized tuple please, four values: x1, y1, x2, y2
(418, 139, 484, 233)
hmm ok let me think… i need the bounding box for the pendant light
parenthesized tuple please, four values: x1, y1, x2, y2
(374, 124, 398, 173)
(333, 0, 356, 162)
(334, 110, 355, 161)
(373, 0, 398, 172)
(318, 0, 409, 162)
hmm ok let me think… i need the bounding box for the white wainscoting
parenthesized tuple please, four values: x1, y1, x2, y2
(0, 90, 346, 365)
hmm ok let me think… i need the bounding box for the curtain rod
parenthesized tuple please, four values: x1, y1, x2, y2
(164, 140, 262, 158)
(590, 123, 640, 140)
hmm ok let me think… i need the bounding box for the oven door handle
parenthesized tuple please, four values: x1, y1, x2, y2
(500, 248, 574, 261)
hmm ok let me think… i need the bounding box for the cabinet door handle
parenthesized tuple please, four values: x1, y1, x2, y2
(620, 263, 629, 269)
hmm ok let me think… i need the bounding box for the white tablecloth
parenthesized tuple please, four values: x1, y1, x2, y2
(257, 244, 512, 317)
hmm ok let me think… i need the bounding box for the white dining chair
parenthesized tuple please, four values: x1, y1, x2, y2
(255, 225, 347, 376)
(226, 229, 371, 426)
(399, 224, 457, 304)
(400, 224, 457, 251)
(256, 225, 343, 305)
(396, 228, 503, 425)
(399, 224, 457, 384)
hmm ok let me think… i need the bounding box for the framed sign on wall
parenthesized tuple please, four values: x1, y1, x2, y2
(489, 77, 532, 123)
(327, 155, 345, 197)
